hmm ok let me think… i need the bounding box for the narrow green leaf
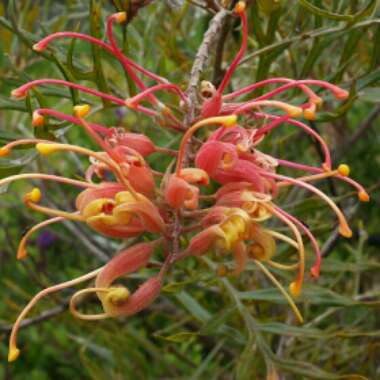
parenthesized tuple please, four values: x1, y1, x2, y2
(359, 87, 380, 103)
(155, 331, 199, 343)
(66, 25, 95, 81)
(175, 291, 211, 323)
(199, 306, 236, 335)
(90, 0, 110, 108)
(298, 0, 378, 24)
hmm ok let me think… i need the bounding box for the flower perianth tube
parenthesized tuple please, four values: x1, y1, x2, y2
(34, 108, 112, 136)
(69, 288, 111, 320)
(267, 230, 299, 251)
(276, 159, 369, 201)
(24, 188, 85, 222)
(17, 216, 64, 260)
(217, 2, 247, 95)
(8, 267, 103, 362)
(0, 173, 97, 190)
(12, 79, 125, 105)
(175, 115, 238, 176)
(262, 171, 352, 238)
(0, 138, 54, 157)
(223, 78, 317, 101)
(12, 79, 157, 117)
(224, 78, 348, 102)
(255, 113, 332, 168)
(73, 110, 132, 166)
(234, 100, 303, 118)
(33, 30, 168, 84)
(125, 83, 189, 108)
(265, 204, 305, 298)
(274, 206, 322, 278)
(106, 13, 159, 107)
(254, 259, 304, 323)
(279, 167, 345, 184)
(35, 142, 137, 196)
(105, 13, 168, 82)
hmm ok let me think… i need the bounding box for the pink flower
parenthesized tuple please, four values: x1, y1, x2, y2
(2, 2, 371, 362)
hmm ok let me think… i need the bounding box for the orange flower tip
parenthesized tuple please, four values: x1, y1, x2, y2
(32, 111, 45, 127)
(303, 108, 316, 121)
(358, 191, 370, 203)
(289, 282, 301, 298)
(36, 143, 59, 155)
(339, 225, 352, 239)
(222, 114, 238, 128)
(11, 88, 26, 99)
(234, 1, 246, 14)
(286, 105, 303, 118)
(25, 187, 42, 203)
(17, 248, 27, 260)
(73, 104, 91, 118)
(0, 146, 10, 157)
(8, 347, 20, 362)
(310, 266, 320, 278)
(334, 89, 349, 100)
(114, 12, 127, 23)
(32, 42, 45, 52)
(337, 164, 350, 177)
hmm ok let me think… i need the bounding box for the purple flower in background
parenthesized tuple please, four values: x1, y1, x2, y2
(36, 230, 56, 250)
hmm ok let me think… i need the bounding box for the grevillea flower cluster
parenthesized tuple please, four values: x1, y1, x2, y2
(2, 3, 369, 362)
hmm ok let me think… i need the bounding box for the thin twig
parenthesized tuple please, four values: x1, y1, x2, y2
(334, 103, 380, 161)
(212, 15, 231, 86)
(241, 19, 380, 65)
(0, 303, 68, 333)
(186, 8, 230, 118)
(321, 202, 359, 257)
(321, 182, 380, 257)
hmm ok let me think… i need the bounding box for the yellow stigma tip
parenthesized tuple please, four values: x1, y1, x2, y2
(25, 187, 42, 203)
(222, 114, 238, 128)
(73, 104, 90, 118)
(107, 287, 130, 305)
(338, 164, 350, 177)
(114, 12, 127, 23)
(32, 111, 45, 127)
(234, 1, 246, 14)
(36, 143, 59, 155)
(0, 147, 10, 157)
(289, 282, 301, 298)
(8, 347, 20, 362)
(339, 225, 352, 238)
(287, 106, 303, 118)
(358, 191, 370, 202)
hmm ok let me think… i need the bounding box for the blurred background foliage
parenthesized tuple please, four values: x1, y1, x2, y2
(0, 0, 379, 379)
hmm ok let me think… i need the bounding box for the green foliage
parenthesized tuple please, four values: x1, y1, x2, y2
(0, 1, 379, 379)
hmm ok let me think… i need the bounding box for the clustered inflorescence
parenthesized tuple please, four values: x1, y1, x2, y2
(1, 2, 369, 362)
